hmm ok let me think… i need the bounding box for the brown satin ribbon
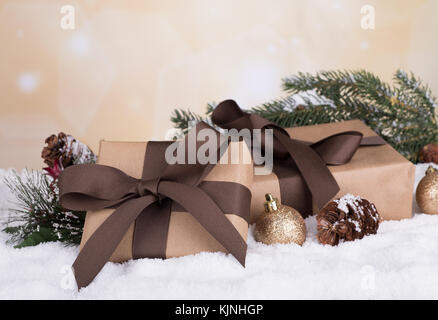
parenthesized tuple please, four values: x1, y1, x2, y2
(59, 122, 251, 289)
(211, 100, 386, 217)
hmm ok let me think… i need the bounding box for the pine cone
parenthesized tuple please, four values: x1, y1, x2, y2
(41, 132, 75, 168)
(317, 194, 380, 246)
(42, 132, 96, 169)
(419, 143, 438, 164)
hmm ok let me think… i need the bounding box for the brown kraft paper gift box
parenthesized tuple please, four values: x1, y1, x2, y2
(80, 139, 253, 263)
(250, 120, 415, 222)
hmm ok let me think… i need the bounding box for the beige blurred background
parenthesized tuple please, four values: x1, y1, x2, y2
(0, 0, 437, 169)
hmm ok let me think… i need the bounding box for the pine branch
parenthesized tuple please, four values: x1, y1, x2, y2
(250, 96, 366, 127)
(282, 69, 438, 161)
(2, 170, 85, 247)
(170, 69, 438, 163)
(170, 103, 216, 134)
(394, 70, 437, 118)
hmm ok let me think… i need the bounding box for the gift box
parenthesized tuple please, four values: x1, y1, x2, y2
(250, 120, 415, 222)
(81, 139, 252, 261)
(59, 124, 253, 288)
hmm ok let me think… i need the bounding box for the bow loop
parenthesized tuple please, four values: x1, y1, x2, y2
(211, 99, 247, 128)
(311, 131, 364, 165)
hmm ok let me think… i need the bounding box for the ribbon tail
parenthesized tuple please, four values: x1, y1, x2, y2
(159, 181, 247, 266)
(274, 131, 339, 211)
(272, 160, 312, 217)
(72, 196, 156, 289)
(360, 135, 386, 146)
(132, 198, 172, 260)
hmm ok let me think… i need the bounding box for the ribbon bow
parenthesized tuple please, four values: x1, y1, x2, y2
(212, 100, 385, 216)
(59, 123, 250, 289)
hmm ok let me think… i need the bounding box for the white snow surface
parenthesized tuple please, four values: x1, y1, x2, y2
(1, 164, 438, 299)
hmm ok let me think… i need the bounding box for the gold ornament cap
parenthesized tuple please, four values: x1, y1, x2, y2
(264, 193, 279, 213)
(426, 165, 437, 175)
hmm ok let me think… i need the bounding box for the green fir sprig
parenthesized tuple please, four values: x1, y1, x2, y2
(171, 103, 216, 135)
(2, 132, 96, 247)
(3, 170, 85, 247)
(171, 69, 438, 162)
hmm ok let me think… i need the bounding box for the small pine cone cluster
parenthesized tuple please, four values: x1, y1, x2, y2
(41, 132, 73, 168)
(419, 143, 438, 164)
(42, 132, 96, 170)
(317, 194, 380, 246)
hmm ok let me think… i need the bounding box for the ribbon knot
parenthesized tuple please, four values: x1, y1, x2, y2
(137, 177, 161, 198)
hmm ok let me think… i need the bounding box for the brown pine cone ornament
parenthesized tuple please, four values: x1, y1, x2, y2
(42, 133, 70, 168)
(317, 194, 380, 246)
(42, 132, 96, 169)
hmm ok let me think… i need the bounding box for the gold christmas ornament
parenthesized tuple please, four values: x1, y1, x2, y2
(254, 193, 306, 245)
(416, 165, 438, 214)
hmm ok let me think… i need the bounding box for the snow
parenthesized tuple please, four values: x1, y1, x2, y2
(65, 135, 96, 165)
(0, 164, 438, 299)
(334, 193, 362, 214)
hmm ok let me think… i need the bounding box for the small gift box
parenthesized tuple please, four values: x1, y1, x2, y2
(59, 123, 252, 288)
(211, 100, 415, 224)
(250, 120, 415, 222)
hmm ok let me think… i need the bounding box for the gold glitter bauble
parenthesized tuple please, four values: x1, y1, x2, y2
(254, 194, 306, 245)
(416, 166, 438, 214)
